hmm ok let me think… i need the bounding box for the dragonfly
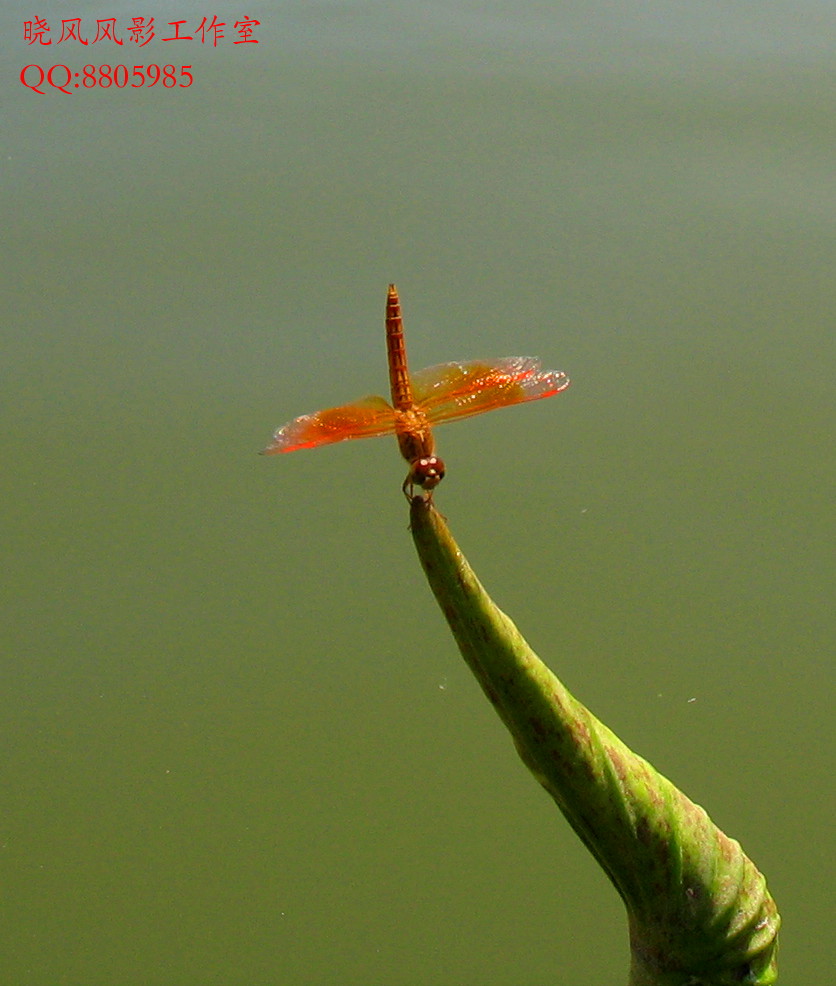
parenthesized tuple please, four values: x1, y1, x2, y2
(262, 284, 570, 498)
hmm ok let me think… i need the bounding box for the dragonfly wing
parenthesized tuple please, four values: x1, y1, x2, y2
(411, 358, 570, 425)
(262, 395, 396, 453)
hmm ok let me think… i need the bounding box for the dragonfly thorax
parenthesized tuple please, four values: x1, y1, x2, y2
(394, 408, 434, 462)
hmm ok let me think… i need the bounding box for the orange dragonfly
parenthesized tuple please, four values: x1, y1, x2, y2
(263, 284, 570, 497)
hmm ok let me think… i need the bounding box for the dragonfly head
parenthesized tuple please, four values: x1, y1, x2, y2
(408, 455, 445, 492)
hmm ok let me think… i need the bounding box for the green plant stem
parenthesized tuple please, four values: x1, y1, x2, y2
(409, 496, 779, 985)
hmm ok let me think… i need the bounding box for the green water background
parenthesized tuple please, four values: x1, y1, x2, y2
(3, 3, 833, 983)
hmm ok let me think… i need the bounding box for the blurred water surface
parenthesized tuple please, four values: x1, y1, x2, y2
(3, 2, 834, 984)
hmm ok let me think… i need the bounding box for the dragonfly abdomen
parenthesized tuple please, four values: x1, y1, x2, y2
(386, 284, 414, 411)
